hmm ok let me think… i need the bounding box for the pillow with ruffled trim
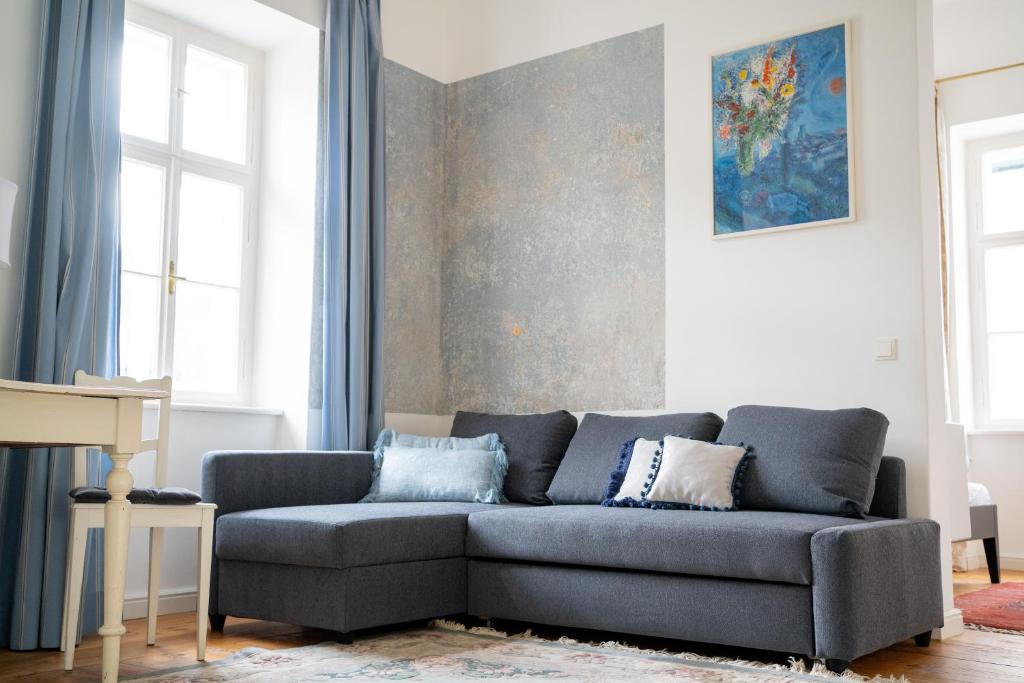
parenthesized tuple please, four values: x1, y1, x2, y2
(643, 436, 754, 511)
(601, 437, 661, 507)
(361, 429, 508, 503)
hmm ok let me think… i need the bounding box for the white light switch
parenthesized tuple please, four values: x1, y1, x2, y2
(874, 338, 898, 361)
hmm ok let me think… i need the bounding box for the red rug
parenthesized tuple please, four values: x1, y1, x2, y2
(955, 582, 1024, 632)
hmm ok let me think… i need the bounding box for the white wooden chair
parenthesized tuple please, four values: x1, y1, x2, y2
(60, 370, 216, 670)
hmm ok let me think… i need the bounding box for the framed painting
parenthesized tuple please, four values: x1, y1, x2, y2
(711, 22, 854, 238)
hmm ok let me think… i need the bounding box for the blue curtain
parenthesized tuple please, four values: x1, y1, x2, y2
(0, 0, 123, 650)
(309, 0, 386, 451)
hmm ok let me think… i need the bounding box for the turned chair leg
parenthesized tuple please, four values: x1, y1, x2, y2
(914, 631, 933, 647)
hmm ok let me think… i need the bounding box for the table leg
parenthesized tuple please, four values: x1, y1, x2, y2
(99, 451, 133, 683)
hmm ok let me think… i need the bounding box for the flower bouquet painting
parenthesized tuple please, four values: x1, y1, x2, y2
(711, 23, 853, 237)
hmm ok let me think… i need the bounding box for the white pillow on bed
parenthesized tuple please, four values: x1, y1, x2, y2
(967, 482, 994, 507)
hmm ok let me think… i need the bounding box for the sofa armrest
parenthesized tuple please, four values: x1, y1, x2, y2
(201, 450, 374, 516)
(811, 518, 943, 662)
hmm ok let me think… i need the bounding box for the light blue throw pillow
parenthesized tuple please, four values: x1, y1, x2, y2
(360, 429, 508, 503)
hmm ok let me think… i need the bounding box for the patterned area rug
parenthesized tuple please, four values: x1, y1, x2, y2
(126, 621, 905, 682)
(956, 582, 1024, 634)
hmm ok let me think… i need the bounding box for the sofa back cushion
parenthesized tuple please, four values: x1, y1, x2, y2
(716, 405, 889, 517)
(450, 410, 578, 505)
(546, 412, 724, 504)
(869, 456, 907, 519)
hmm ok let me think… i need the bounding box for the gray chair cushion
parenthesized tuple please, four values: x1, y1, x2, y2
(546, 412, 724, 504)
(717, 405, 889, 518)
(450, 410, 578, 505)
(466, 505, 866, 585)
(70, 486, 202, 505)
(215, 502, 523, 570)
(155, 486, 203, 504)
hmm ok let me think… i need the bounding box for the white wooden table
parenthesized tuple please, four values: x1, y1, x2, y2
(0, 378, 169, 682)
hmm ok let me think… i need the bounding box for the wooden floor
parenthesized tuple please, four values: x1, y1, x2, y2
(0, 569, 1020, 682)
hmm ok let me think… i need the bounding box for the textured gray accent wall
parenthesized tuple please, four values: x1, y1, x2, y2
(383, 26, 665, 415)
(442, 26, 665, 413)
(383, 59, 446, 414)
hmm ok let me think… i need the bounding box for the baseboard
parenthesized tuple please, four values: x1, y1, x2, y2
(962, 552, 1024, 572)
(122, 589, 198, 621)
(935, 608, 964, 640)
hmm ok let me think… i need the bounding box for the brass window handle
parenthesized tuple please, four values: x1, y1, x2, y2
(168, 260, 189, 295)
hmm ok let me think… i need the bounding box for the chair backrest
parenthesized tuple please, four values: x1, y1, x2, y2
(72, 370, 173, 489)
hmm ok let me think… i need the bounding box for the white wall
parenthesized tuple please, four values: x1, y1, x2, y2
(253, 26, 319, 449)
(933, 0, 1024, 80)
(381, 0, 447, 83)
(935, 0, 1024, 570)
(249, 0, 449, 83)
(436, 0, 934, 510)
(256, 0, 323, 30)
(0, 0, 43, 378)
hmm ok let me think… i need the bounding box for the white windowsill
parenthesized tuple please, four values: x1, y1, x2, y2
(143, 402, 284, 416)
(966, 428, 1024, 436)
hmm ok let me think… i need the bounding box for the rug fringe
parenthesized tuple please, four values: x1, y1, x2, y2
(430, 620, 907, 682)
(965, 622, 1024, 636)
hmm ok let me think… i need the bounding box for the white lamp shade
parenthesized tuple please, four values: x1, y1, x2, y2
(0, 178, 17, 269)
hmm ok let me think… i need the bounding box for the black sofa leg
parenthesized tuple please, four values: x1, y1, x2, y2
(335, 631, 353, 644)
(983, 537, 1001, 584)
(825, 659, 850, 674)
(914, 631, 933, 647)
(209, 614, 226, 632)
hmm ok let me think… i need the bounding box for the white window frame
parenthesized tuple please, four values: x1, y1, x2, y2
(122, 3, 262, 405)
(965, 131, 1024, 430)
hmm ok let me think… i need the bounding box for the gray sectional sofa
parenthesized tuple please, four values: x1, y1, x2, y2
(201, 408, 943, 674)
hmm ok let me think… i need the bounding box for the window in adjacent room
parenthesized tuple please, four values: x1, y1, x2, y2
(118, 6, 261, 404)
(965, 132, 1024, 428)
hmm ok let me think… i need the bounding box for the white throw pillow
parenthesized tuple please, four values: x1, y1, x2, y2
(644, 436, 750, 510)
(610, 438, 661, 502)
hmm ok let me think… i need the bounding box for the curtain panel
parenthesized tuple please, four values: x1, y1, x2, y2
(0, 0, 124, 650)
(308, 0, 386, 451)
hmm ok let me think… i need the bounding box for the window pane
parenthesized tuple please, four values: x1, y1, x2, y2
(985, 245, 1024, 333)
(177, 173, 244, 287)
(121, 23, 170, 143)
(182, 46, 248, 163)
(988, 333, 1024, 420)
(172, 281, 240, 394)
(983, 147, 1024, 235)
(119, 272, 162, 380)
(121, 158, 165, 275)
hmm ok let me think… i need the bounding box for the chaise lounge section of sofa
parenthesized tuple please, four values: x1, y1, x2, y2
(201, 411, 943, 673)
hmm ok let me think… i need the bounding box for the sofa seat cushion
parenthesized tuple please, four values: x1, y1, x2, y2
(466, 506, 867, 585)
(216, 502, 523, 570)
